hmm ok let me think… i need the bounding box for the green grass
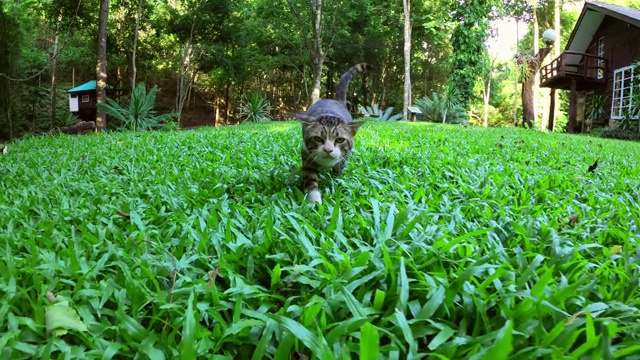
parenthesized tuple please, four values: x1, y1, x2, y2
(1, 120, 640, 359)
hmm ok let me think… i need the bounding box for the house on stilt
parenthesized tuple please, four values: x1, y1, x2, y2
(67, 80, 114, 123)
(539, 1, 640, 133)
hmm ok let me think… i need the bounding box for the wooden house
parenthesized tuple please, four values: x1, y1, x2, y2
(67, 80, 113, 123)
(539, 1, 640, 132)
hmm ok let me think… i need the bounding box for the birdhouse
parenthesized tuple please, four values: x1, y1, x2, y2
(67, 80, 113, 123)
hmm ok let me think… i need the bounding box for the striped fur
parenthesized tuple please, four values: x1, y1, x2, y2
(295, 63, 372, 204)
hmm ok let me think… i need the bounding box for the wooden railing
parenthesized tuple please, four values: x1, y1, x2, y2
(540, 51, 607, 85)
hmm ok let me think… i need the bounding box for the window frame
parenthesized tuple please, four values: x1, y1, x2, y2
(611, 65, 636, 120)
(81, 95, 90, 103)
(597, 37, 605, 79)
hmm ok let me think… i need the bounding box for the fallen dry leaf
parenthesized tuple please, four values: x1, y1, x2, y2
(208, 266, 220, 286)
(117, 210, 130, 218)
(568, 213, 579, 227)
(81, 154, 87, 160)
(587, 159, 599, 173)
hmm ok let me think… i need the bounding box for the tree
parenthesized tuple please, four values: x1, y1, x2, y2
(402, 0, 411, 120)
(449, 0, 499, 111)
(96, 0, 109, 131)
(518, 44, 552, 128)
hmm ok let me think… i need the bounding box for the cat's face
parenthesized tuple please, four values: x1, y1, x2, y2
(299, 117, 365, 168)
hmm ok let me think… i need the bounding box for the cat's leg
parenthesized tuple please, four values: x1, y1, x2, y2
(302, 162, 322, 204)
(332, 160, 346, 176)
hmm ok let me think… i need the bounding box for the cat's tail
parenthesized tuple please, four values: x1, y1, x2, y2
(335, 63, 373, 103)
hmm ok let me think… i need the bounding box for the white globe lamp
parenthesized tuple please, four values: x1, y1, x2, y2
(543, 29, 558, 46)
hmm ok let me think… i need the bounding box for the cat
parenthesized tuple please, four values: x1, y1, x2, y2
(296, 63, 373, 204)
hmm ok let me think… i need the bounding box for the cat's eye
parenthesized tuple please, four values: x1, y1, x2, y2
(312, 136, 324, 143)
(335, 137, 346, 144)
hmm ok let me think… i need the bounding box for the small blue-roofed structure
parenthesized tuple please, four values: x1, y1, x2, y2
(67, 80, 114, 123)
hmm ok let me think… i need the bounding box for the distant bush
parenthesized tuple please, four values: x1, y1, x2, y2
(601, 128, 640, 141)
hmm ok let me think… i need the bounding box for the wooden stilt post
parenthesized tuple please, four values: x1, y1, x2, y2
(568, 79, 577, 133)
(548, 88, 556, 132)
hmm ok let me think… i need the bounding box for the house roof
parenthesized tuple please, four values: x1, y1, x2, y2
(564, 1, 640, 64)
(67, 80, 113, 93)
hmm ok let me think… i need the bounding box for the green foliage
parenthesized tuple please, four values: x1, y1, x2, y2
(2, 122, 640, 358)
(413, 88, 468, 124)
(237, 92, 273, 122)
(58, 111, 77, 127)
(448, 0, 499, 111)
(601, 128, 640, 141)
(97, 82, 179, 132)
(358, 103, 402, 121)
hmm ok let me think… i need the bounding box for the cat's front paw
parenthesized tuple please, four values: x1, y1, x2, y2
(306, 189, 322, 204)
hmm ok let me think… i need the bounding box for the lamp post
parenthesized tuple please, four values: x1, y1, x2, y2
(543, 29, 558, 46)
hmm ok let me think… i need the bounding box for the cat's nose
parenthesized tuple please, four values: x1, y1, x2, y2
(324, 147, 333, 154)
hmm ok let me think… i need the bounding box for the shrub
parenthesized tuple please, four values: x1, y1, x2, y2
(601, 128, 640, 141)
(238, 92, 273, 122)
(97, 82, 179, 131)
(358, 103, 403, 121)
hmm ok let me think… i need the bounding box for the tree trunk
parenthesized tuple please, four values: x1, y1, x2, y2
(548, 88, 556, 131)
(402, 0, 411, 121)
(532, 2, 539, 127)
(521, 46, 551, 128)
(513, 19, 520, 124)
(551, 0, 561, 132)
(131, 0, 144, 94)
(96, 0, 110, 132)
(176, 18, 196, 126)
(483, 80, 491, 127)
(310, 0, 324, 105)
(49, 16, 62, 130)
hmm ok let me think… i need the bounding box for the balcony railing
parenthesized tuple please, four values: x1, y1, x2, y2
(540, 51, 607, 89)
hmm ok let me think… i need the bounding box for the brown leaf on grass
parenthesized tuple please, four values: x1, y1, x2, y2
(117, 210, 130, 218)
(497, 143, 503, 148)
(516, 139, 525, 143)
(208, 267, 220, 286)
(525, 160, 530, 165)
(46, 291, 56, 303)
(111, 166, 120, 171)
(568, 213, 579, 226)
(81, 154, 87, 160)
(587, 160, 599, 173)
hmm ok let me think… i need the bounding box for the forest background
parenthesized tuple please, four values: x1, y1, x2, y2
(2, 0, 640, 141)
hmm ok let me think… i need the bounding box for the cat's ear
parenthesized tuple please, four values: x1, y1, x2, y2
(348, 121, 366, 136)
(296, 114, 315, 123)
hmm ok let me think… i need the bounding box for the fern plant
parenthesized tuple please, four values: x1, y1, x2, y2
(358, 103, 403, 121)
(97, 82, 179, 131)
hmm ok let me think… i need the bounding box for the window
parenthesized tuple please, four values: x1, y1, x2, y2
(611, 65, 636, 119)
(597, 37, 605, 79)
(82, 95, 90, 102)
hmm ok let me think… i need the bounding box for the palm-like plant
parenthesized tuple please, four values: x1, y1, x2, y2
(97, 82, 179, 131)
(238, 92, 273, 122)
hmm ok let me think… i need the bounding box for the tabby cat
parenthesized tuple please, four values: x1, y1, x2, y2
(296, 63, 373, 204)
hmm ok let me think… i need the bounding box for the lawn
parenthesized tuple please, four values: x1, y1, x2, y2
(1, 120, 640, 359)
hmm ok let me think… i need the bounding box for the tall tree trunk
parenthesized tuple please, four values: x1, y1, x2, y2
(310, 0, 324, 105)
(49, 16, 62, 130)
(513, 19, 520, 124)
(96, 0, 110, 132)
(550, 0, 561, 132)
(521, 46, 551, 128)
(176, 18, 196, 126)
(131, 0, 144, 94)
(483, 79, 491, 127)
(402, 0, 411, 121)
(532, 2, 539, 127)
